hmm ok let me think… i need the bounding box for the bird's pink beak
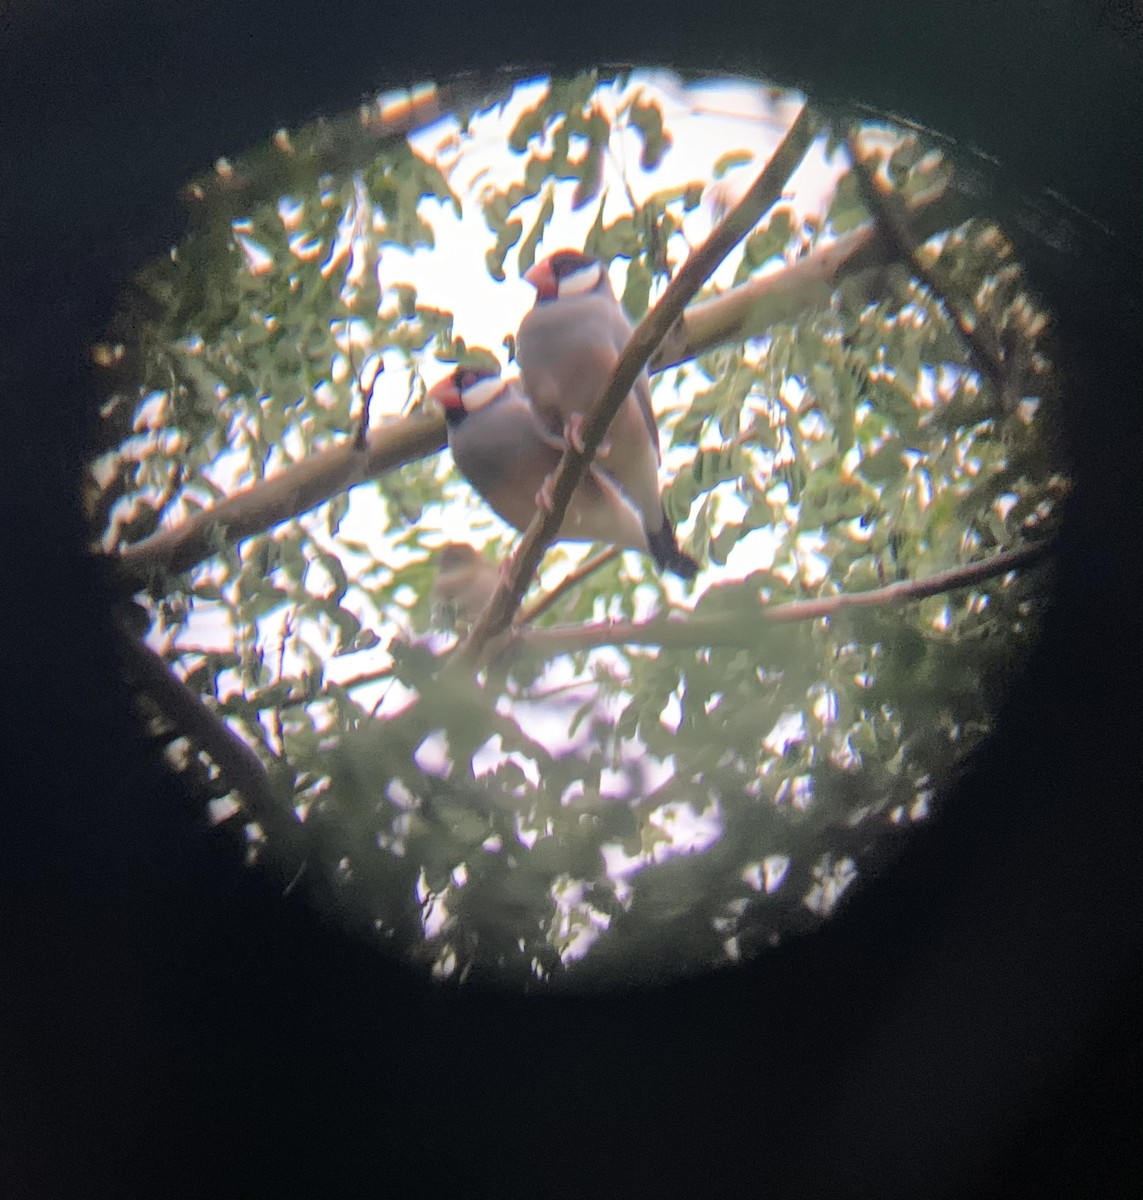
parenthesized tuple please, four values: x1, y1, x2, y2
(427, 376, 461, 410)
(524, 259, 557, 299)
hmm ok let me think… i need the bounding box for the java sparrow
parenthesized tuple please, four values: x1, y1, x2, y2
(516, 250, 698, 579)
(428, 365, 655, 560)
(430, 543, 500, 626)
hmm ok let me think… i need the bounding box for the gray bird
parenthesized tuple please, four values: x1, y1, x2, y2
(428, 365, 653, 560)
(516, 249, 698, 580)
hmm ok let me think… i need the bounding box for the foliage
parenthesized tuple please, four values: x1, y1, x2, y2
(89, 72, 1065, 989)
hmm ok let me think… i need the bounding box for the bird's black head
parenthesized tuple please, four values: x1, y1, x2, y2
(524, 249, 605, 301)
(432, 364, 500, 426)
(547, 249, 598, 279)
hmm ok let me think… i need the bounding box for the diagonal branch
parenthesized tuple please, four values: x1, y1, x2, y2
(516, 546, 622, 626)
(648, 163, 978, 372)
(328, 546, 623, 696)
(115, 411, 445, 586)
(844, 131, 1008, 398)
(756, 538, 1050, 618)
(114, 622, 306, 861)
(510, 540, 1052, 659)
(453, 105, 823, 670)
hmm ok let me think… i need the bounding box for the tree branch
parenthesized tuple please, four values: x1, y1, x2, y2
(516, 547, 623, 626)
(758, 539, 1050, 618)
(844, 131, 1009, 399)
(347, 334, 378, 453)
(453, 105, 823, 670)
(329, 547, 622, 696)
(647, 177, 977, 372)
(116, 411, 446, 585)
(114, 623, 306, 858)
(183, 74, 516, 220)
(510, 541, 1052, 659)
(109, 141, 978, 590)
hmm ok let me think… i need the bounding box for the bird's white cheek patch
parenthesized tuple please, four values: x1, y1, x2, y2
(558, 265, 604, 297)
(461, 376, 504, 411)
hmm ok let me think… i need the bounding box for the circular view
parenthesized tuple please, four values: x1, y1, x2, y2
(90, 69, 1066, 988)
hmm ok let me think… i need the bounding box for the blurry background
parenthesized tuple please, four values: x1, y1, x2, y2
(3, 0, 1141, 1195)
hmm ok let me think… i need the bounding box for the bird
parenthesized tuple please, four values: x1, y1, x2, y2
(516, 249, 698, 579)
(430, 543, 500, 627)
(428, 364, 657, 563)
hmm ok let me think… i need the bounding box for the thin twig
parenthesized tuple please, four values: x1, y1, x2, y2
(511, 540, 1051, 658)
(646, 180, 976, 373)
(344, 331, 372, 453)
(507, 677, 604, 703)
(758, 539, 1049, 619)
(340, 664, 398, 693)
(844, 131, 1008, 398)
(329, 537, 1049, 731)
(271, 613, 291, 755)
(517, 547, 623, 626)
(453, 105, 822, 671)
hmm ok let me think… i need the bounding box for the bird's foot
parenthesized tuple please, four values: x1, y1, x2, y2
(564, 414, 609, 457)
(564, 415, 587, 453)
(535, 475, 557, 512)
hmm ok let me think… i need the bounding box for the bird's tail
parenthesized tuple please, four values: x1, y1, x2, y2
(646, 513, 700, 580)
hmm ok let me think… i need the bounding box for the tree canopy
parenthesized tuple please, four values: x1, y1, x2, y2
(90, 70, 1065, 989)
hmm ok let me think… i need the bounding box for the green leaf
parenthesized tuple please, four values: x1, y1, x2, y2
(826, 171, 868, 235)
(412, 153, 462, 216)
(246, 586, 292, 618)
(485, 218, 524, 282)
(662, 468, 699, 526)
(713, 150, 754, 179)
(585, 214, 640, 265)
(802, 436, 840, 471)
(690, 446, 743, 492)
(324, 603, 362, 654)
(508, 90, 551, 152)
(326, 491, 350, 538)
(352, 628, 381, 651)
(620, 257, 652, 321)
(809, 364, 837, 412)
(860, 437, 906, 484)
(629, 96, 672, 171)
(313, 549, 349, 603)
(516, 188, 556, 275)
(688, 493, 715, 559)
(572, 143, 604, 210)
(735, 209, 794, 284)
(393, 283, 418, 319)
